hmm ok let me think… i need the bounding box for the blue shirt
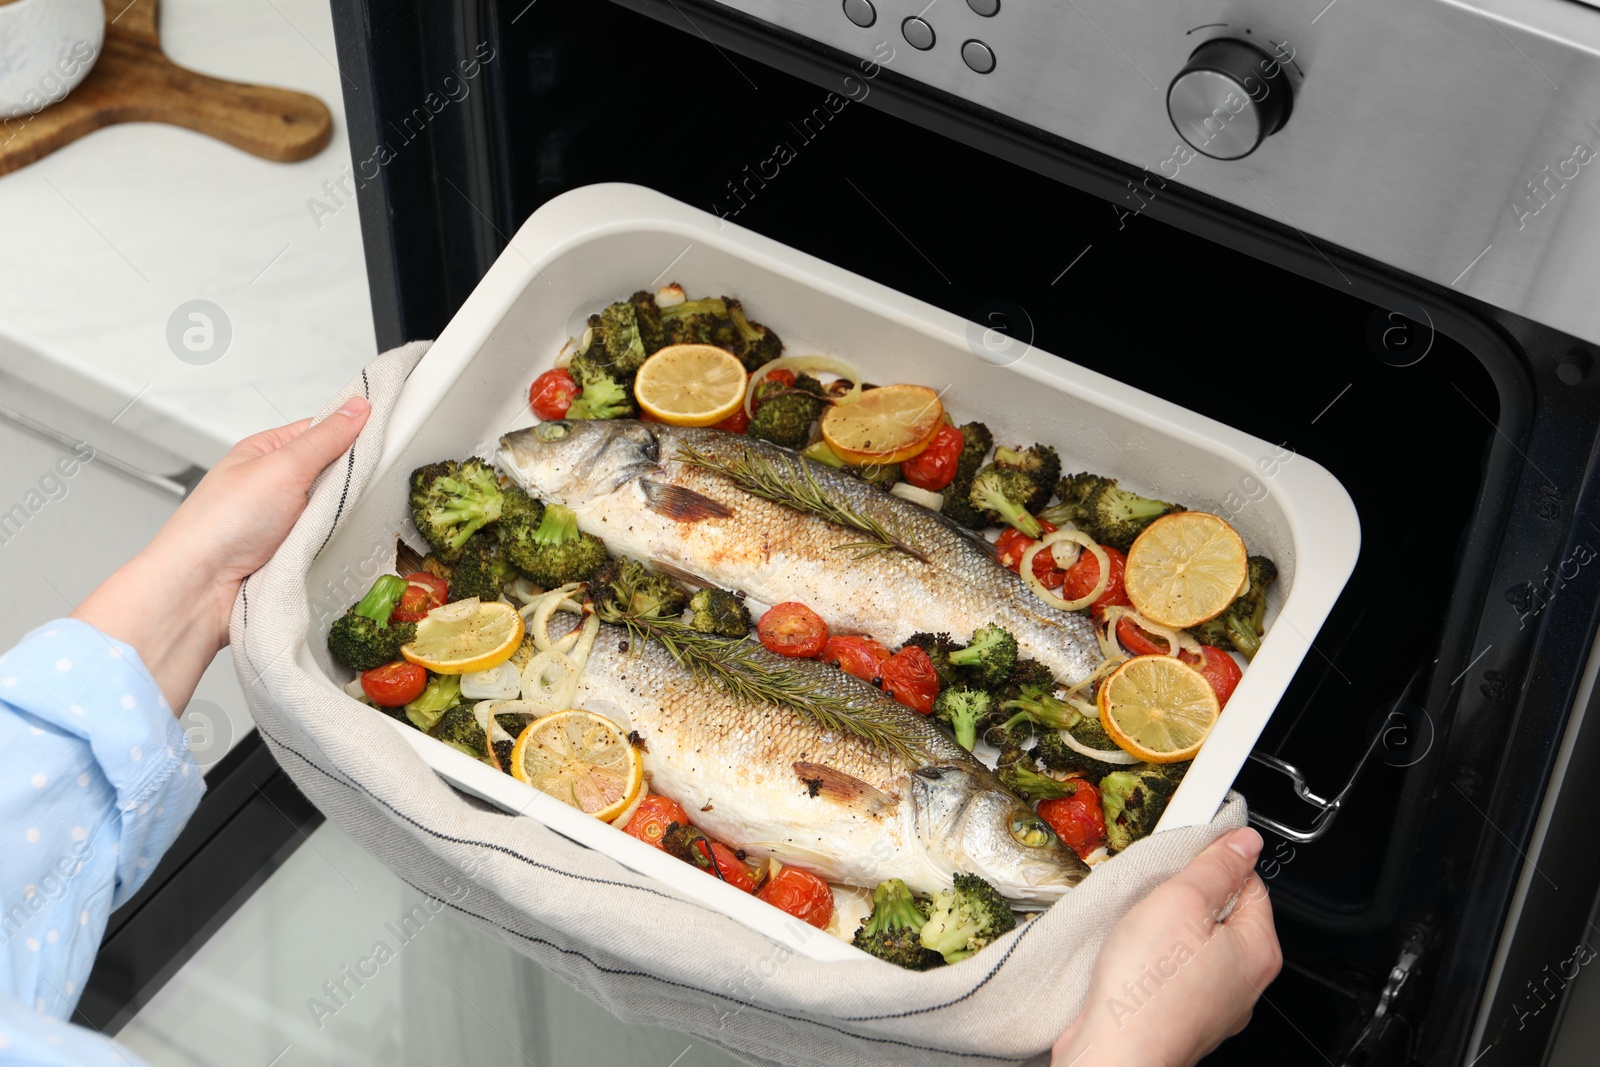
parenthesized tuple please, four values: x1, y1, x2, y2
(0, 620, 205, 1064)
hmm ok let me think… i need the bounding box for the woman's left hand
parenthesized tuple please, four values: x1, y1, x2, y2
(77, 397, 370, 711)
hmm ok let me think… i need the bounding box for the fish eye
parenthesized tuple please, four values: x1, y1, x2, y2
(534, 421, 570, 440)
(1010, 814, 1056, 849)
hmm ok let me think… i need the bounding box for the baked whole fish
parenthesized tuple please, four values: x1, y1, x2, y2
(548, 614, 1089, 903)
(498, 420, 1103, 684)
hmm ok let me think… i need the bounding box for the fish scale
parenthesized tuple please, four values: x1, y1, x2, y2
(550, 614, 1088, 903)
(499, 420, 1104, 685)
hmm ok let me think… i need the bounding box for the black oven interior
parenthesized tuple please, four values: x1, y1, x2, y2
(328, 0, 1600, 1062)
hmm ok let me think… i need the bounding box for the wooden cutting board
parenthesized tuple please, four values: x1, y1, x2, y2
(0, 0, 332, 177)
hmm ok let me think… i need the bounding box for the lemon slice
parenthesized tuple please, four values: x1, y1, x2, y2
(1097, 655, 1220, 764)
(1123, 512, 1249, 629)
(819, 384, 944, 464)
(509, 710, 644, 821)
(401, 598, 525, 674)
(634, 344, 749, 427)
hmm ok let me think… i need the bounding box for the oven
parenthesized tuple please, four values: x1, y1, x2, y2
(312, 0, 1600, 1061)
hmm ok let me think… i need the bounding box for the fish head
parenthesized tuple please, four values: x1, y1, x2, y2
(910, 765, 1089, 904)
(498, 420, 660, 503)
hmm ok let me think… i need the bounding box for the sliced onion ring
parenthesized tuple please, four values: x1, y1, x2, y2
(743, 354, 864, 419)
(1020, 530, 1109, 612)
(889, 482, 943, 509)
(1059, 729, 1139, 765)
(520, 649, 581, 710)
(1063, 658, 1126, 699)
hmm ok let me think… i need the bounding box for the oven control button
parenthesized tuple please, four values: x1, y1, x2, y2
(842, 0, 875, 28)
(962, 40, 996, 74)
(1166, 38, 1293, 160)
(966, 0, 1000, 15)
(902, 17, 936, 50)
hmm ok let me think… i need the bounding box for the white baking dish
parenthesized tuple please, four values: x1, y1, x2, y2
(304, 182, 1359, 959)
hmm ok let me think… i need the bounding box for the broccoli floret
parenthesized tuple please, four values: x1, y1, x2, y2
(494, 485, 546, 576)
(919, 873, 1016, 964)
(656, 296, 731, 349)
(687, 587, 752, 637)
(592, 557, 688, 621)
(724, 298, 783, 370)
(629, 290, 666, 354)
(1039, 473, 1182, 551)
(902, 632, 966, 690)
(567, 362, 636, 421)
(429, 704, 488, 759)
(448, 531, 518, 603)
(995, 659, 1056, 705)
(1188, 556, 1278, 660)
(748, 374, 826, 449)
(994, 444, 1061, 512)
(328, 575, 416, 671)
(404, 674, 461, 732)
(1100, 764, 1182, 852)
(597, 298, 651, 377)
(409, 459, 506, 563)
(997, 758, 1076, 802)
(932, 687, 992, 752)
(661, 296, 730, 322)
(854, 461, 901, 491)
(502, 503, 609, 586)
(853, 879, 943, 970)
(939, 422, 994, 530)
(946, 624, 1018, 690)
(969, 465, 1043, 538)
(1032, 731, 1129, 782)
(999, 679, 1084, 735)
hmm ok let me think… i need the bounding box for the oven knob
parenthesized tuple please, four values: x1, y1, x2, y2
(1166, 38, 1292, 161)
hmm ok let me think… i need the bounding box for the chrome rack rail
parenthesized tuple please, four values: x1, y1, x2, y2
(1248, 674, 1428, 844)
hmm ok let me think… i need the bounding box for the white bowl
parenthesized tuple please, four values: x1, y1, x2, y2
(0, 0, 104, 119)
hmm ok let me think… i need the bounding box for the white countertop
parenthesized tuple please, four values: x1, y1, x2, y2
(0, 0, 378, 468)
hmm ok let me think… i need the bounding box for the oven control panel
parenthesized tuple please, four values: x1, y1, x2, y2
(704, 0, 1600, 347)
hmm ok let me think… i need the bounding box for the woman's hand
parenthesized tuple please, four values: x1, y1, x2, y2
(77, 397, 371, 712)
(1053, 827, 1282, 1067)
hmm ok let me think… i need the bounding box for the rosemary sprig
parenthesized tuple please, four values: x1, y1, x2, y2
(592, 563, 928, 761)
(675, 443, 929, 563)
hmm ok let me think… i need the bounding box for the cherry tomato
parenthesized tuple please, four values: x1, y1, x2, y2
(1037, 780, 1107, 860)
(819, 635, 892, 682)
(391, 572, 449, 623)
(757, 602, 829, 658)
(878, 645, 940, 714)
(995, 522, 1066, 590)
(1115, 617, 1173, 657)
(1061, 545, 1130, 622)
(1187, 644, 1243, 708)
(713, 408, 750, 434)
(360, 661, 429, 706)
(900, 424, 965, 492)
(708, 842, 758, 893)
(529, 368, 579, 420)
(756, 867, 835, 928)
(623, 795, 693, 850)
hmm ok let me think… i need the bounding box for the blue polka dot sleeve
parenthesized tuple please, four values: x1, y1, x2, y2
(0, 619, 205, 1040)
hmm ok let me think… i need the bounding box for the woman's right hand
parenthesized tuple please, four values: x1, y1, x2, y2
(1052, 827, 1282, 1067)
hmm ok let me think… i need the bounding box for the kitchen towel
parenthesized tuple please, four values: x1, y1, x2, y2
(231, 341, 1250, 1067)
